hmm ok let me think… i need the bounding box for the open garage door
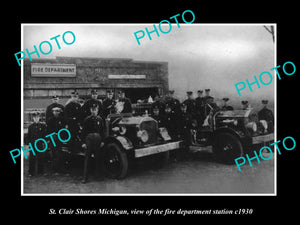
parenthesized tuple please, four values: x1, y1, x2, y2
(122, 88, 158, 103)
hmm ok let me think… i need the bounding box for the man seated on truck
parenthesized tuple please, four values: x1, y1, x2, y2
(117, 90, 132, 113)
(202, 96, 220, 128)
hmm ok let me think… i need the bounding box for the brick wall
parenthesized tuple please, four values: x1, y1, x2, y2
(24, 57, 168, 99)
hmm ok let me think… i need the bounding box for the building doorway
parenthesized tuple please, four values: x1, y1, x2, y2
(121, 88, 158, 103)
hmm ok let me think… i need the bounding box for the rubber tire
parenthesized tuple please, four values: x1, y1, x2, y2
(103, 142, 128, 179)
(212, 133, 243, 164)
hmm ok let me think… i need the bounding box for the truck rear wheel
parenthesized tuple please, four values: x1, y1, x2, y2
(103, 142, 128, 179)
(212, 133, 243, 164)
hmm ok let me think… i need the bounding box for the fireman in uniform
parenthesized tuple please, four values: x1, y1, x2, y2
(203, 89, 212, 104)
(151, 105, 163, 127)
(81, 89, 104, 120)
(117, 90, 132, 113)
(81, 104, 105, 183)
(102, 90, 116, 118)
(178, 103, 194, 147)
(164, 90, 181, 116)
(45, 95, 65, 123)
(241, 100, 251, 110)
(160, 103, 178, 140)
(183, 91, 196, 116)
(46, 107, 68, 173)
(151, 95, 166, 116)
(195, 90, 205, 128)
(64, 90, 82, 154)
(258, 100, 274, 132)
(221, 97, 234, 110)
(27, 110, 47, 176)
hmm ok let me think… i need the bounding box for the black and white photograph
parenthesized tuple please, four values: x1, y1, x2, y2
(21, 23, 276, 195)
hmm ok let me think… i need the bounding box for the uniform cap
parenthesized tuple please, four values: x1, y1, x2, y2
(186, 91, 193, 95)
(197, 90, 203, 93)
(52, 107, 62, 112)
(52, 95, 59, 99)
(222, 97, 229, 102)
(71, 90, 78, 95)
(205, 89, 210, 92)
(91, 89, 97, 94)
(32, 109, 41, 116)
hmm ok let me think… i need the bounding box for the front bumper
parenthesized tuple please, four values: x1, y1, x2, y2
(252, 133, 274, 145)
(134, 141, 182, 158)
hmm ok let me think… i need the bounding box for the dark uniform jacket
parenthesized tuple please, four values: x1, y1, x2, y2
(151, 114, 164, 127)
(258, 107, 274, 122)
(195, 97, 204, 110)
(177, 111, 194, 144)
(65, 100, 81, 121)
(258, 107, 274, 133)
(102, 98, 115, 118)
(27, 122, 47, 144)
(183, 98, 196, 115)
(195, 97, 205, 124)
(81, 98, 103, 120)
(65, 100, 82, 141)
(45, 103, 65, 122)
(120, 97, 132, 113)
(164, 97, 181, 115)
(222, 105, 234, 111)
(81, 115, 105, 140)
(151, 100, 166, 115)
(160, 112, 178, 139)
(46, 115, 67, 134)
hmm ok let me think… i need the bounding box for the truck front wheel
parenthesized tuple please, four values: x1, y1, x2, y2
(212, 133, 243, 164)
(103, 142, 128, 179)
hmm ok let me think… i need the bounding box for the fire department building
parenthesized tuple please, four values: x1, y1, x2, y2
(23, 56, 169, 106)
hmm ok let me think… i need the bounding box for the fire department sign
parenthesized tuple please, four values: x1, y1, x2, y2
(31, 63, 76, 77)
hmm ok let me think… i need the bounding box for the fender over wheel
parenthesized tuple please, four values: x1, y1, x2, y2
(103, 142, 128, 179)
(212, 132, 243, 164)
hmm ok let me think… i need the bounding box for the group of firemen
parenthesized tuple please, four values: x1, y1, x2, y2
(151, 89, 274, 143)
(27, 88, 274, 183)
(27, 89, 131, 183)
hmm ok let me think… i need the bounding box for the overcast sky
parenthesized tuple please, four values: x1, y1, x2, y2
(23, 24, 275, 106)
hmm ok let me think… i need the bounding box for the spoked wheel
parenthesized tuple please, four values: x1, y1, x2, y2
(103, 143, 128, 179)
(212, 133, 243, 164)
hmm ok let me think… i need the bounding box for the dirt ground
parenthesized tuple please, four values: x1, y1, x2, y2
(23, 149, 275, 194)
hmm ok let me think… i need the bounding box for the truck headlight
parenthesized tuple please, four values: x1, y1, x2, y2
(259, 120, 268, 132)
(246, 121, 257, 132)
(137, 130, 149, 143)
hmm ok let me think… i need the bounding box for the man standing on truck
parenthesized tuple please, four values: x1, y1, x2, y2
(102, 90, 115, 118)
(183, 91, 196, 116)
(258, 99, 274, 132)
(195, 90, 205, 128)
(81, 104, 105, 183)
(118, 90, 132, 113)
